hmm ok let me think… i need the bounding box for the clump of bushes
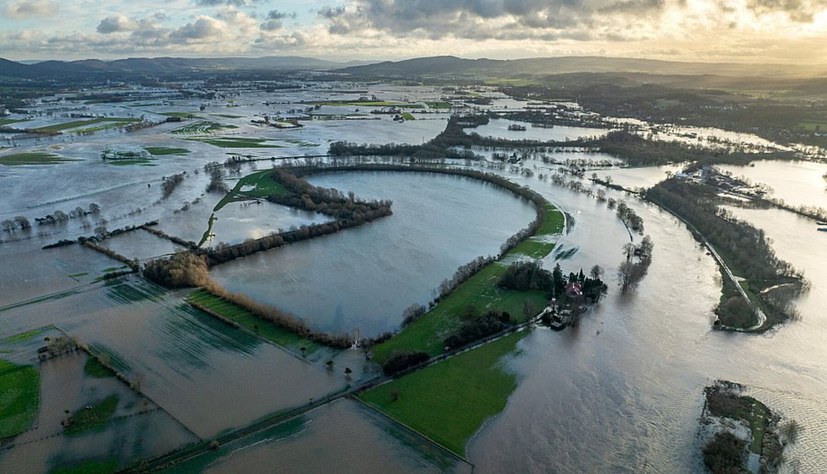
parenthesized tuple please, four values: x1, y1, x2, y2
(703, 431, 747, 473)
(443, 311, 510, 350)
(382, 351, 430, 376)
(142, 251, 209, 288)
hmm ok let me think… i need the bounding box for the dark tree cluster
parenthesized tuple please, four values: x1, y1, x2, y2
(703, 431, 747, 474)
(161, 172, 185, 199)
(443, 311, 511, 350)
(382, 351, 430, 376)
(142, 251, 208, 288)
(269, 170, 392, 225)
(499, 261, 607, 303)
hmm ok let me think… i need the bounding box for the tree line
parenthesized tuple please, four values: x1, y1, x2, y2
(646, 178, 803, 326)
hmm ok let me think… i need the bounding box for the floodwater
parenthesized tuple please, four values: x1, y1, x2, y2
(3, 85, 827, 472)
(100, 229, 184, 261)
(208, 200, 329, 247)
(210, 172, 537, 338)
(718, 160, 827, 211)
(0, 352, 197, 473)
(182, 399, 470, 473)
(1, 278, 344, 439)
(463, 165, 827, 473)
(474, 119, 610, 142)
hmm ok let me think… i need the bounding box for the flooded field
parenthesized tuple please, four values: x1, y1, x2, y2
(176, 399, 469, 473)
(210, 171, 537, 337)
(718, 159, 827, 210)
(474, 118, 610, 142)
(2, 83, 827, 472)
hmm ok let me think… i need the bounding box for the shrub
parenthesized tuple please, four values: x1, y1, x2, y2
(382, 351, 430, 376)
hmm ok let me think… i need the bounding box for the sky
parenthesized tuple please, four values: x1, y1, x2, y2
(2, 0, 827, 63)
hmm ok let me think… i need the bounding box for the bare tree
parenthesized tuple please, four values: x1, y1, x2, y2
(14, 216, 30, 230)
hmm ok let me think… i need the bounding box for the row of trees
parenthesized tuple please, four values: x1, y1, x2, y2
(617, 236, 654, 293)
(647, 178, 803, 325)
(200, 170, 394, 266)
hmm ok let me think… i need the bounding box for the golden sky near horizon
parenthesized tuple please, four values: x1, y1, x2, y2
(1, 0, 826, 63)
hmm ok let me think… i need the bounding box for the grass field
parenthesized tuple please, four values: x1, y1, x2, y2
(64, 395, 119, 435)
(370, 203, 563, 364)
(188, 289, 324, 355)
(510, 239, 555, 259)
(170, 121, 236, 135)
(315, 100, 423, 108)
(426, 102, 453, 109)
(0, 118, 24, 126)
(0, 359, 40, 438)
(359, 332, 525, 455)
(31, 118, 139, 134)
(51, 459, 118, 474)
(213, 170, 287, 211)
(83, 356, 115, 379)
(190, 137, 278, 148)
(144, 147, 190, 156)
(0, 152, 74, 166)
(797, 121, 827, 132)
(161, 112, 201, 119)
(401, 112, 416, 121)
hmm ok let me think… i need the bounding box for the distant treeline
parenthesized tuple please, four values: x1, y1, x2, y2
(590, 130, 796, 167)
(646, 178, 803, 327)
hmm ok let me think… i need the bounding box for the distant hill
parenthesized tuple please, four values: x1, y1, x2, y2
(336, 55, 827, 79)
(0, 56, 366, 81)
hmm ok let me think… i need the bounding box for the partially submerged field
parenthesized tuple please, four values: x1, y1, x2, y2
(371, 202, 563, 363)
(0, 359, 40, 439)
(360, 332, 526, 455)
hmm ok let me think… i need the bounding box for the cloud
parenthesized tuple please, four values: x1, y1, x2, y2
(171, 16, 228, 40)
(746, 0, 827, 21)
(4, 0, 57, 18)
(267, 9, 294, 20)
(319, 0, 670, 41)
(195, 0, 259, 6)
(97, 15, 138, 34)
(260, 9, 296, 31)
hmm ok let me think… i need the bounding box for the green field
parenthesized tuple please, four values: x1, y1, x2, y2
(371, 203, 563, 364)
(83, 356, 115, 379)
(144, 147, 190, 156)
(0, 118, 24, 126)
(401, 112, 416, 121)
(31, 118, 139, 134)
(359, 332, 524, 455)
(170, 121, 236, 135)
(0, 152, 74, 166)
(510, 239, 555, 259)
(315, 100, 423, 108)
(0, 359, 40, 438)
(190, 137, 278, 148)
(214, 170, 287, 211)
(797, 121, 827, 132)
(426, 102, 453, 109)
(51, 459, 118, 474)
(64, 395, 119, 435)
(188, 289, 324, 355)
(161, 112, 201, 119)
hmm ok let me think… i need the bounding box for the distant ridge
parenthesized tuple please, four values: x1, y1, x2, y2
(0, 56, 372, 80)
(2, 54, 825, 82)
(335, 55, 827, 79)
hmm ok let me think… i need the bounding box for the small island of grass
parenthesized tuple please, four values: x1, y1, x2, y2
(0, 359, 40, 438)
